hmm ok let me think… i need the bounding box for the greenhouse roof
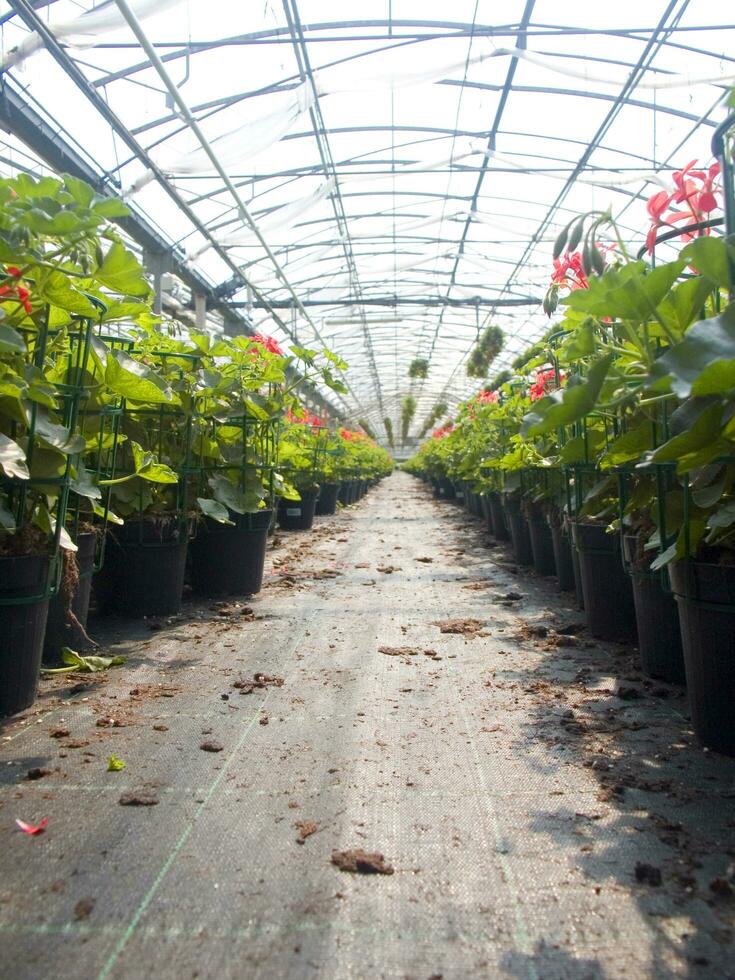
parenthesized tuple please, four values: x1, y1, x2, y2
(0, 0, 733, 439)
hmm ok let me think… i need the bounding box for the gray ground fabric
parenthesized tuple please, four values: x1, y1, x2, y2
(1, 472, 734, 980)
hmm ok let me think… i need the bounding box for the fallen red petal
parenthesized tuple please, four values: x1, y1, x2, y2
(16, 818, 49, 835)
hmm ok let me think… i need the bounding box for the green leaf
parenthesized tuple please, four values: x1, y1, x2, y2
(92, 197, 130, 219)
(650, 402, 723, 468)
(131, 442, 178, 484)
(41, 648, 127, 674)
(105, 349, 177, 405)
(707, 500, 735, 530)
(564, 260, 684, 321)
(107, 755, 126, 772)
(34, 411, 86, 455)
(0, 432, 29, 479)
(521, 353, 614, 437)
(322, 367, 348, 394)
(197, 497, 234, 525)
(40, 270, 98, 316)
(559, 317, 596, 359)
(650, 304, 735, 398)
(61, 174, 95, 207)
(0, 323, 26, 354)
(657, 275, 715, 335)
(600, 425, 653, 468)
(681, 236, 732, 289)
(96, 242, 149, 296)
(0, 496, 16, 529)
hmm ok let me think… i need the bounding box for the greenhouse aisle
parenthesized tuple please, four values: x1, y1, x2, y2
(1, 472, 734, 980)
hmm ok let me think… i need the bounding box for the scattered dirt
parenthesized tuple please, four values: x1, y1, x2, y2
(295, 820, 319, 843)
(233, 673, 284, 695)
(331, 848, 395, 875)
(461, 581, 492, 591)
(49, 728, 70, 739)
(119, 792, 159, 806)
(379, 645, 420, 657)
(376, 565, 401, 574)
(26, 767, 52, 780)
(152, 724, 169, 732)
(200, 740, 224, 753)
(432, 618, 487, 637)
(73, 897, 95, 920)
(259, 716, 269, 726)
(415, 556, 434, 563)
(617, 685, 643, 701)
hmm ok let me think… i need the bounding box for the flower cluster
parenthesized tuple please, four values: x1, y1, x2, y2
(251, 333, 284, 356)
(431, 423, 454, 439)
(476, 389, 499, 405)
(529, 368, 563, 402)
(286, 407, 325, 427)
(0, 265, 32, 314)
(550, 250, 589, 291)
(646, 160, 721, 254)
(339, 427, 367, 442)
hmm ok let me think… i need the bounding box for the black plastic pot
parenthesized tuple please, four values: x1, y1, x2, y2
(669, 560, 735, 755)
(43, 531, 97, 665)
(315, 483, 340, 516)
(527, 507, 556, 577)
(190, 509, 272, 597)
(338, 481, 352, 506)
(453, 481, 466, 505)
(479, 494, 493, 533)
(549, 522, 575, 593)
(570, 538, 585, 609)
(435, 478, 455, 500)
(623, 536, 685, 684)
(0, 553, 51, 717)
(488, 492, 509, 541)
(278, 491, 319, 531)
(95, 518, 188, 617)
(571, 522, 636, 641)
(504, 499, 533, 566)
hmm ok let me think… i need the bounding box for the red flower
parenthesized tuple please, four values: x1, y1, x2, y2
(476, 390, 499, 405)
(431, 423, 454, 439)
(645, 160, 721, 254)
(529, 368, 563, 402)
(251, 333, 284, 356)
(550, 250, 589, 291)
(0, 265, 33, 314)
(288, 407, 326, 428)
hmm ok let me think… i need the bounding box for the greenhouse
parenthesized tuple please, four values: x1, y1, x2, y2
(1, 1, 735, 977)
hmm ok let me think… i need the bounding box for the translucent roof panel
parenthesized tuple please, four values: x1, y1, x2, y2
(0, 0, 733, 440)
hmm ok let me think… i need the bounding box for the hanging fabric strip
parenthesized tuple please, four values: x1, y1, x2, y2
(220, 178, 336, 243)
(127, 82, 315, 197)
(324, 42, 735, 96)
(188, 180, 336, 259)
(2, 0, 182, 70)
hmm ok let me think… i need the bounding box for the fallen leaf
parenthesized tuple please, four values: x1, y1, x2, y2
(74, 897, 95, 920)
(200, 740, 223, 753)
(107, 755, 126, 772)
(331, 848, 394, 875)
(295, 820, 318, 843)
(119, 792, 158, 807)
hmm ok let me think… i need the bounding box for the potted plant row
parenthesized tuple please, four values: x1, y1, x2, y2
(405, 147, 735, 756)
